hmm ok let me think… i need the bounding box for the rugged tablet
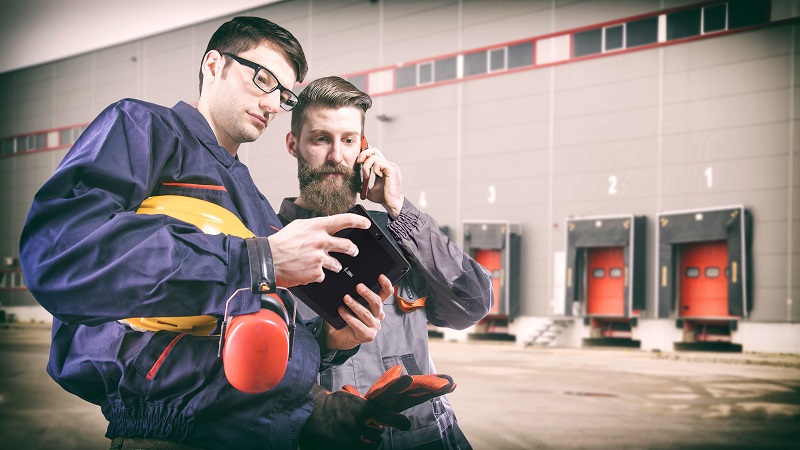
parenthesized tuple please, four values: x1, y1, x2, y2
(289, 204, 410, 329)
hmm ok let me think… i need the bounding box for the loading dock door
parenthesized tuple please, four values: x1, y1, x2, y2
(464, 221, 521, 320)
(680, 241, 729, 317)
(475, 249, 502, 315)
(586, 247, 625, 316)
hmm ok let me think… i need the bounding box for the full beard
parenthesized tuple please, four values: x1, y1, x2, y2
(297, 156, 362, 216)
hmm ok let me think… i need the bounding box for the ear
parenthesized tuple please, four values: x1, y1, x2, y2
(286, 132, 298, 158)
(202, 50, 223, 82)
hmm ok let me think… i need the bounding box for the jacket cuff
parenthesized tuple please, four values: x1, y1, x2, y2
(387, 198, 421, 241)
(225, 237, 260, 316)
(301, 316, 360, 370)
(245, 237, 277, 295)
(320, 346, 360, 371)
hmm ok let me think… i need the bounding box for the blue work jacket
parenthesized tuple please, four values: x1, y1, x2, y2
(19, 99, 321, 449)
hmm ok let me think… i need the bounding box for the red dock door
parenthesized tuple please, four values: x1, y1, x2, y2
(475, 249, 502, 315)
(680, 241, 729, 317)
(586, 247, 625, 316)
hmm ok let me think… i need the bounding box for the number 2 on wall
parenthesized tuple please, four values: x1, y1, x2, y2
(608, 175, 618, 195)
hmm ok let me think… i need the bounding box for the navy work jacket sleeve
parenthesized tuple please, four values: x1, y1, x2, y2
(387, 199, 494, 330)
(20, 99, 270, 325)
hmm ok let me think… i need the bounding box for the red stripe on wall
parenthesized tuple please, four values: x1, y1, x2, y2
(3, 3, 795, 157)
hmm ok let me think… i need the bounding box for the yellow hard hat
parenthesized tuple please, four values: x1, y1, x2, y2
(124, 195, 255, 336)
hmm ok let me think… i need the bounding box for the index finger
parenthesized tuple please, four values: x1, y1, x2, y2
(321, 213, 370, 232)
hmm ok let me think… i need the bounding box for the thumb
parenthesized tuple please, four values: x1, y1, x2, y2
(365, 403, 412, 431)
(342, 384, 364, 398)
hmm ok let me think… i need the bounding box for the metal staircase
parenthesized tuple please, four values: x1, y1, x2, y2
(523, 319, 572, 348)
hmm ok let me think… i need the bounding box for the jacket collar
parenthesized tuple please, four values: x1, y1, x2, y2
(278, 197, 324, 223)
(172, 101, 237, 167)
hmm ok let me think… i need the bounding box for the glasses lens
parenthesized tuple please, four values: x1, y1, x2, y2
(260, 69, 278, 92)
(253, 66, 297, 111)
(253, 68, 279, 93)
(280, 92, 298, 111)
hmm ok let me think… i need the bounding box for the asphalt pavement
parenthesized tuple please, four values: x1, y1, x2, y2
(1, 323, 798, 449)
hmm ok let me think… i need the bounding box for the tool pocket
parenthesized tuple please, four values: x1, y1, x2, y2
(382, 353, 423, 376)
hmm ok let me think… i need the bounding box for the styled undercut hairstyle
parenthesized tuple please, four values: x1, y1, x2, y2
(199, 16, 308, 95)
(291, 76, 373, 138)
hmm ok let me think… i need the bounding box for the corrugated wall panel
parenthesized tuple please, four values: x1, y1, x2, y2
(0, 0, 797, 323)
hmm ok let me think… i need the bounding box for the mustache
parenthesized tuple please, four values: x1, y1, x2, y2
(297, 156, 361, 192)
(311, 163, 351, 176)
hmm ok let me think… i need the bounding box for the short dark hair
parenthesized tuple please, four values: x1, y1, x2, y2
(291, 76, 372, 138)
(199, 16, 307, 95)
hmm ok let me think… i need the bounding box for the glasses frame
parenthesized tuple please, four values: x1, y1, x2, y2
(220, 52, 299, 111)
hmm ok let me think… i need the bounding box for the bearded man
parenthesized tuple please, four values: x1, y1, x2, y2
(279, 76, 494, 450)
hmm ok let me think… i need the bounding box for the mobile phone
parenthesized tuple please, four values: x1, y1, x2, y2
(360, 135, 370, 201)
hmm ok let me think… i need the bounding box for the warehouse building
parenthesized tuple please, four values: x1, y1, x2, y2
(1, 0, 798, 353)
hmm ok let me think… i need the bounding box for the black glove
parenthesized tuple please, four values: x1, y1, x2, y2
(299, 384, 412, 450)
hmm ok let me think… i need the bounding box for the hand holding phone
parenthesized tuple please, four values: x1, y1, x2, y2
(357, 137, 405, 218)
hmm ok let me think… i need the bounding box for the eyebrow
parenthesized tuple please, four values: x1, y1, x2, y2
(307, 129, 332, 136)
(307, 129, 360, 138)
(243, 57, 291, 88)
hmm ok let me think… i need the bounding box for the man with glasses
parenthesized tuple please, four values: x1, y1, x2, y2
(20, 16, 406, 450)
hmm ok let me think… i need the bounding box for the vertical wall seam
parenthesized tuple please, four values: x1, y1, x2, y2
(190, 26, 196, 102)
(655, 51, 664, 319)
(377, 0, 384, 145)
(51, 64, 56, 130)
(141, 40, 146, 102)
(308, 0, 313, 69)
(654, 0, 665, 320)
(546, 0, 556, 316)
(788, 22, 796, 322)
(456, 0, 463, 248)
(91, 52, 96, 117)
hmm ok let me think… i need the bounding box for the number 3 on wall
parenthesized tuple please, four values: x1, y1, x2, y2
(608, 175, 618, 195)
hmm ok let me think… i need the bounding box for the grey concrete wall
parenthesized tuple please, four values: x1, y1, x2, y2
(0, 0, 797, 325)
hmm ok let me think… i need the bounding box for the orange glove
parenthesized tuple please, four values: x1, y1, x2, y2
(344, 364, 457, 414)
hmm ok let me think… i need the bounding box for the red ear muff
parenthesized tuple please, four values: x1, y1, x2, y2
(222, 308, 289, 394)
(220, 292, 296, 394)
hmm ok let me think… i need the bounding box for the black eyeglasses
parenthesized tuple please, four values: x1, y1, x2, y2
(221, 52, 299, 111)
